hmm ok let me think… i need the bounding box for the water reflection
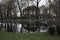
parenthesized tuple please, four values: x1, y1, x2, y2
(0, 22, 48, 33)
(0, 22, 22, 32)
(16, 24, 22, 32)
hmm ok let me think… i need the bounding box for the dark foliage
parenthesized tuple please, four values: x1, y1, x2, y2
(6, 23, 13, 32)
(56, 26, 60, 34)
(48, 26, 55, 35)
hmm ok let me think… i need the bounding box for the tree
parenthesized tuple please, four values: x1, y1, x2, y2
(47, 0, 60, 34)
(2, 0, 17, 32)
(55, 0, 60, 34)
(22, 6, 40, 32)
(48, 26, 55, 35)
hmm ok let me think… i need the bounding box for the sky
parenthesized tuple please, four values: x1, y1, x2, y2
(33, 0, 48, 7)
(0, 0, 48, 6)
(0, 0, 9, 4)
(0, 0, 3, 4)
(39, 0, 48, 6)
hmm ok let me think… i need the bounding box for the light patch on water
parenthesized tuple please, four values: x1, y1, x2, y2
(17, 24, 22, 32)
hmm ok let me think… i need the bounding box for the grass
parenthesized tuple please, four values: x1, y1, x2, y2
(0, 32, 60, 40)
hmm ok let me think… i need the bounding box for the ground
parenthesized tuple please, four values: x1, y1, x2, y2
(0, 32, 60, 40)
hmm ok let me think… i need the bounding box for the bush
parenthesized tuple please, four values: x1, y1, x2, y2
(56, 26, 60, 34)
(48, 26, 55, 35)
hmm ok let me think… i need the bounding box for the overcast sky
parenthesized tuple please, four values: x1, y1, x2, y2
(39, 0, 48, 6)
(33, 0, 48, 7)
(0, 0, 48, 6)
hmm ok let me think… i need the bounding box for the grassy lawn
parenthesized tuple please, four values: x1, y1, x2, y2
(0, 32, 60, 40)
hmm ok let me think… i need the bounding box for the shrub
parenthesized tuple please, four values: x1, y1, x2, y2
(56, 26, 60, 34)
(48, 26, 55, 35)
